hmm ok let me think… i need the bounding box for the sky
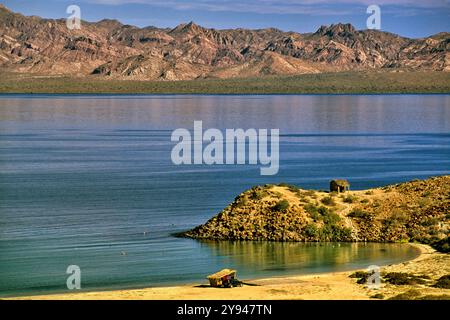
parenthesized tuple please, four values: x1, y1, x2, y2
(1, 0, 449, 38)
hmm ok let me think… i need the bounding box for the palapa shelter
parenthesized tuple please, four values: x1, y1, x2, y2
(207, 269, 237, 288)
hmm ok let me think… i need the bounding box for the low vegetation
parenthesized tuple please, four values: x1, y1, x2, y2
(433, 275, 450, 289)
(277, 183, 299, 193)
(320, 196, 336, 206)
(1, 71, 449, 94)
(250, 187, 269, 200)
(347, 208, 371, 219)
(383, 272, 430, 286)
(342, 195, 357, 203)
(349, 270, 374, 284)
(272, 200, 290, 212)
(350, 269, 450, 300)
(370, 293, 384, 299)
(388, 289, 422, 300)
(350, 271, 432, 287)
(431, 237, 450, 253)
(389, 290, 450, 300)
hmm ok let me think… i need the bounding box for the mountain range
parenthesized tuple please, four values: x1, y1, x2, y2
(0, 4, 448, 80)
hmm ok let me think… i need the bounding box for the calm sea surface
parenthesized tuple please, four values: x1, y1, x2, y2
(0, 94, 449, 297)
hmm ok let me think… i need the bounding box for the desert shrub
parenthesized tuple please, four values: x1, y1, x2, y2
(318, 225, 333, 241)
(273, 191, 283, 198)
(317, 206, 329, 215)
(391, 290, 450, 301)
(433, 275, 450, 289)
(421, 217, 439, 227)
(431, 237, 450, 253)
(365, 191, 374, 195)
(391, 210, 408, 222)
(305, 205, 342, 225)
(356, 277, 369, 285)
(349, 271, 368, 279)
(332, 226, 352, 240)
(304, 223, 319, 238)
(418, 198, 432, 208)
(422, 191, 431, 197)
(303, 190, 318, 199)
(372, 201, 381, 207)
(280, 183, 300, 193)
(349, 270, 375, 284)
(418, 294, 450, 300)
(309, 211, 321, 221)
(343, 195, 357, 203)
(321, 209, 341, 225)
(389, 289, 422, 300)
(234, 196, 248, 208)
(348, 208, 371, 219)
(383, 272, 428, 285)
(299, 196, 309, 204)
(272, 199, 289, 212)
(360, 199, 369, 204)
(383, 210, 408, 229)
(319, 224, 351, 241)
(370, 293, 384, 299)
(250, 189, 268, 200)
(321, 196, 336, 206)
(304, 203, 319, 215)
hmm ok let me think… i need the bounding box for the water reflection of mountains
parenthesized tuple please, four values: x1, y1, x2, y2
(198, 241, 418, 275)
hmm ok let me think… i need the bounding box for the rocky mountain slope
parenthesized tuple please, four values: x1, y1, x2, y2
(180, 176, 450, 245)
(0, 4, 448, 80)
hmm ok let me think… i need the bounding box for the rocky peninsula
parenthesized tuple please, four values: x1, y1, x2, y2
(180, 176, 449, 249)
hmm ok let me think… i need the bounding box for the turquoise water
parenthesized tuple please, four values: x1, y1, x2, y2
(0, 94, 449, 297)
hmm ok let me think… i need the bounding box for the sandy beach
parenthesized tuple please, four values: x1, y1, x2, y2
(7, 243, 449, 300)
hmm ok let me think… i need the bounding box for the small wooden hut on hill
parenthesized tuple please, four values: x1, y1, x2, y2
(330, 179, 350, 193)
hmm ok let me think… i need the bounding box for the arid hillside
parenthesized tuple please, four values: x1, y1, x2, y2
(181, 176, 450, 246)
(0, 4, 448, 80)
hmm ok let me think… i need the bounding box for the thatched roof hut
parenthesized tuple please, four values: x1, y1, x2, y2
(207, 269, 237, 288)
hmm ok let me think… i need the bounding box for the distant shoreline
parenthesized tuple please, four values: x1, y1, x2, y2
(8, 243, 450, 300)
(1, 71, 449, 94)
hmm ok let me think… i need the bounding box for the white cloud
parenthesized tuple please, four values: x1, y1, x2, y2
(85, 0, 450, 15)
